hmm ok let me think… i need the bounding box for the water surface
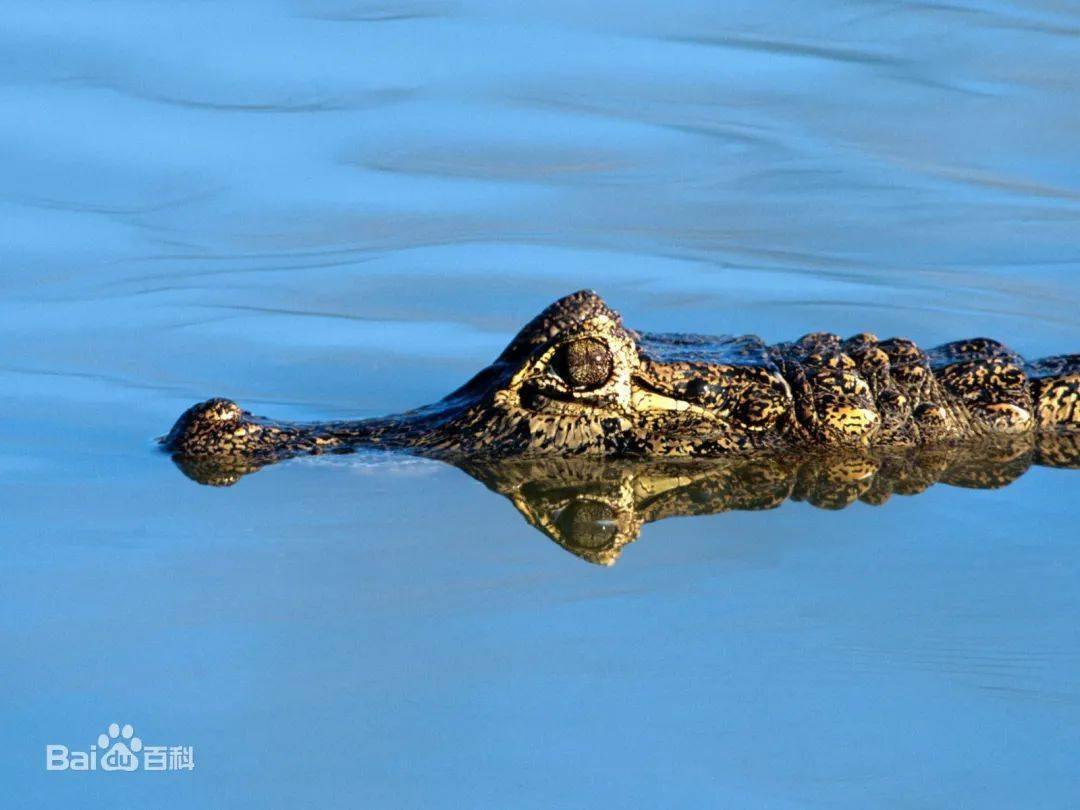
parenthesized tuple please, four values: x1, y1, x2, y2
(3, 1, 1079, 807)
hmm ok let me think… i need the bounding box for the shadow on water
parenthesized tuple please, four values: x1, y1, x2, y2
(172, 432, 1080, 566)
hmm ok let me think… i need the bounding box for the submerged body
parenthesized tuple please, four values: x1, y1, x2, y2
(163, 291, 1080, 467)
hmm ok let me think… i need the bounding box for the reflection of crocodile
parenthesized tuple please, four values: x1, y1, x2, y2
(171, 434, 1080, 565)
(163, 290, 1080, 465)
(459, 435, 1080, 565)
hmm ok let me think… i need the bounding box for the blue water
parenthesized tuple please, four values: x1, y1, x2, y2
(3, 1, 1079, 807)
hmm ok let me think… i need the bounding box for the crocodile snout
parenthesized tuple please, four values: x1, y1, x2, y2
(161, 397, 253, 455)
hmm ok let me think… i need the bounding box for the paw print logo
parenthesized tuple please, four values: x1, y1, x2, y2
(98, 723, 142, 771)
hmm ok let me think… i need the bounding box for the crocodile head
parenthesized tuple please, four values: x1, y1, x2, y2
(163, 290, 799, 465)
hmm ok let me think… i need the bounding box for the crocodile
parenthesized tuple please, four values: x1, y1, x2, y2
(163, 290, 1080, 470)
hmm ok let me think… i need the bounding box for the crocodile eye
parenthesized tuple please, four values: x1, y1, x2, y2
(558, 338, 612, 390)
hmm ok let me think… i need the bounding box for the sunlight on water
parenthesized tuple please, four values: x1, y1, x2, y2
(2, 1, 1079, 807)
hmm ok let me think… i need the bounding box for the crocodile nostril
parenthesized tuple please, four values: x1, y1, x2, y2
(203, 398, 242, 422)
(161, 397, 245, 453)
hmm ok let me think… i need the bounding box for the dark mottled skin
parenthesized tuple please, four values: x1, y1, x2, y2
(163, 290, 1080, 471)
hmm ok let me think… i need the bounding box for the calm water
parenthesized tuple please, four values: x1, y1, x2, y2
(4, 1, 1080, 806)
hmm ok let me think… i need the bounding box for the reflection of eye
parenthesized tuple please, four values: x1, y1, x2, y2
(557, 338, 612, 390)
(555, 500, 618, 549)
